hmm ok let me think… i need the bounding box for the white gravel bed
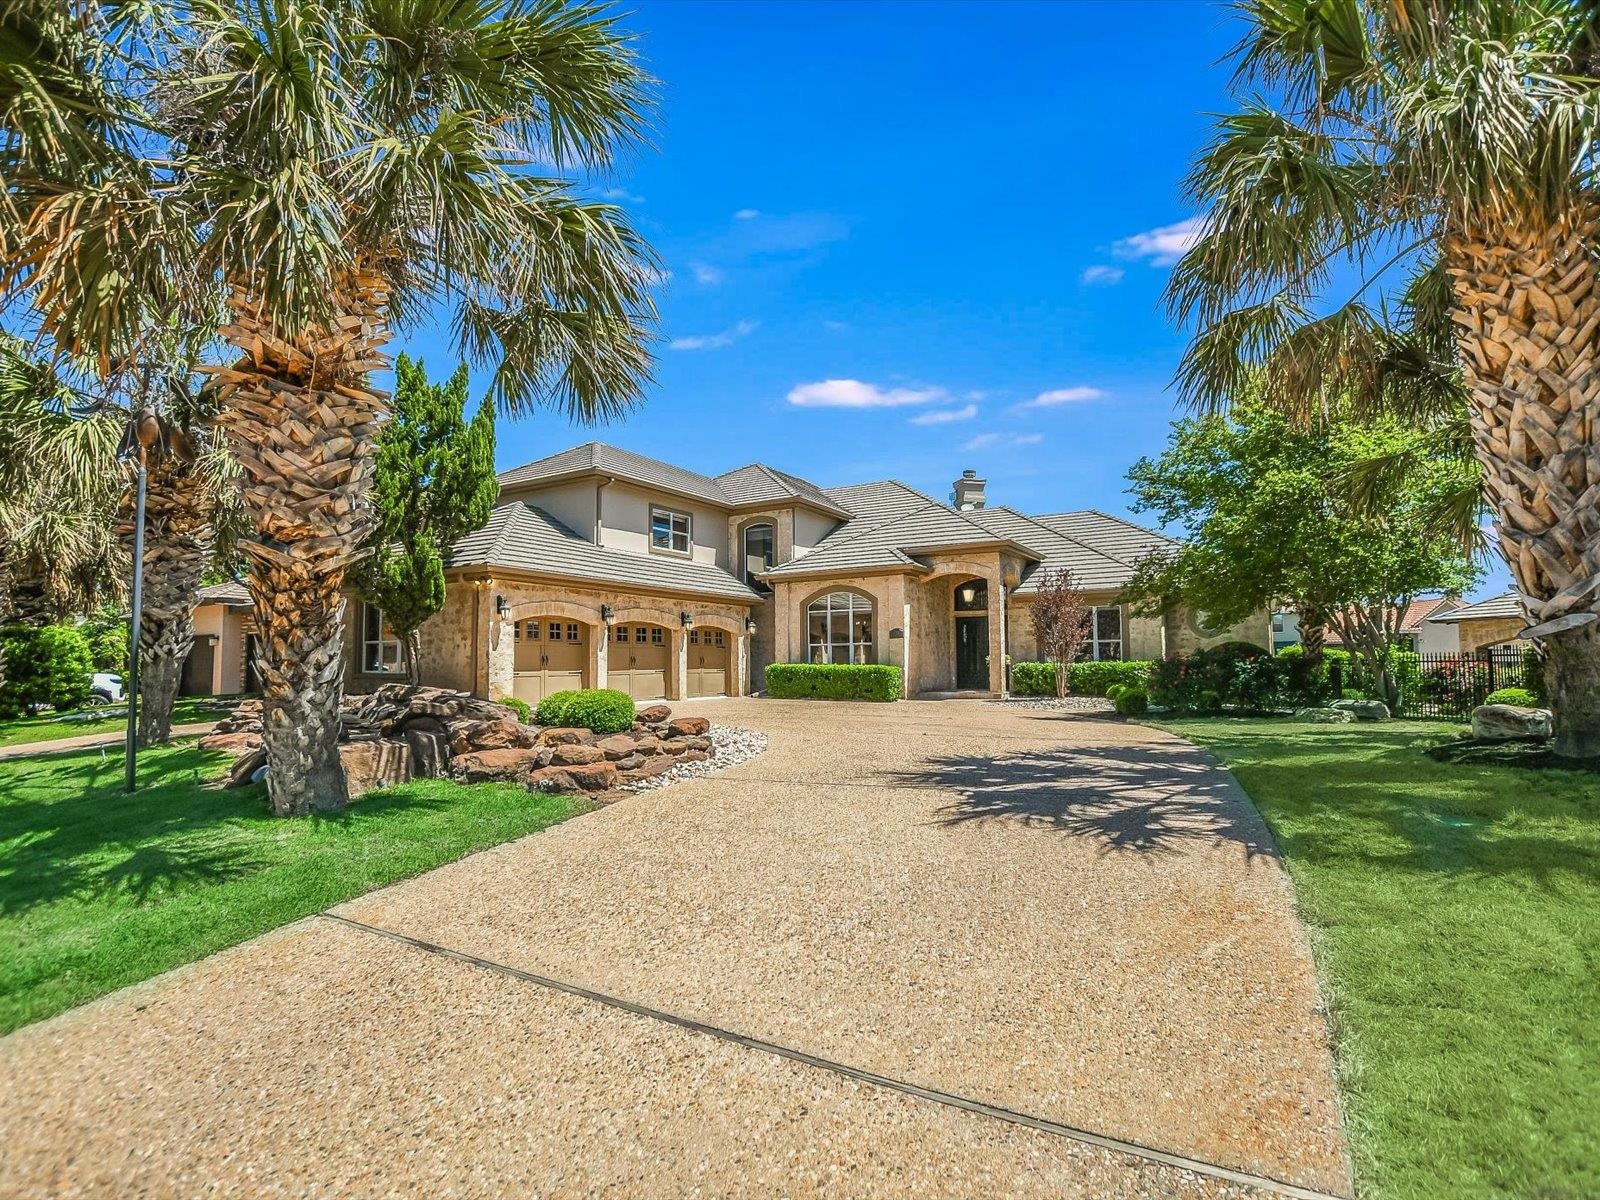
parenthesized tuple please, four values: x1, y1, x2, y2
(616, 722, 768, 794)
(988, 695, 1116, 714)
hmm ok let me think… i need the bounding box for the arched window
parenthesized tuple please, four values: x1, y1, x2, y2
(806, 591, 874, 664)
(743, 522, 775, 589)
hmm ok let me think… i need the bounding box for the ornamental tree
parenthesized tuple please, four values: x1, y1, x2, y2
(354, 355, 497, 684)
(1028, 569, 1094, 698)
(1123, 402, 1479, 710)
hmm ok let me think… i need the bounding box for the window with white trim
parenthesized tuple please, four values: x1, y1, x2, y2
(362, 603, 403, 673)
(806, 591, 874, 664)
(651, 507, 691, 554)
(743, 521, 775, 588)
(1080, 605, 1123, 661)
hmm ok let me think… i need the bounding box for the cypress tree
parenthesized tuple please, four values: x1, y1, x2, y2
(357, 354, 497, 683)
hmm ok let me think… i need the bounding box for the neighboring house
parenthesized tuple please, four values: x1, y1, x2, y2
(1320, 595, 1466, 655)
(1271, 610, 1301, 652)
(1425, 591, 1530, 654)
(182, 580, 257, 696)
(188, 443, 1269, 701)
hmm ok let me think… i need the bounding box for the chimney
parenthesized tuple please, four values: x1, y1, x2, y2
(951, 468, 986, 511)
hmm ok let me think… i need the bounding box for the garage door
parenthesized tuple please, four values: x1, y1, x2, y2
(687, 627, 729, 697)
(513, 619, 588, 704)
(609, 623, 668, 701)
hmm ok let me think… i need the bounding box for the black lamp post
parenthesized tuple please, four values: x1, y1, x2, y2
(122, 409, 162, 793)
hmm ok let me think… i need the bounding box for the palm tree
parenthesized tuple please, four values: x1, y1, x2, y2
(1170, 0, 1600, 756)
(6, 2, 657, 814)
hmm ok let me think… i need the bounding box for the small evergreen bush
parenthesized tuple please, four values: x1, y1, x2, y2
(538, 688, 635, 733)
(0, 623, 95, 717)
(501, 696, 532, 723)
(765, 663, 901, 701)
(1113, 686, 1148, 716)
(1484, 686, 1539, 708)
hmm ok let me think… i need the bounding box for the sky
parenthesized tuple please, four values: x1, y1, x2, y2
(392, 0, 1509, 600)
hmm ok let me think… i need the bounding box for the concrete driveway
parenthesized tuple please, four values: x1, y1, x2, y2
(0, 699, 1349, 1199)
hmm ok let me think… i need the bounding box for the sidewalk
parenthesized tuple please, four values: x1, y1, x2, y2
(0, 722, 218, 763)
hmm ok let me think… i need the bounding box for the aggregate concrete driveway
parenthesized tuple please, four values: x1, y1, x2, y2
(0, 699, 1350, 1200)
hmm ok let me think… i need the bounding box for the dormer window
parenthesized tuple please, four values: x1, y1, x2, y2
(650, 507, 691, 554)
(743, 521, 775, 589)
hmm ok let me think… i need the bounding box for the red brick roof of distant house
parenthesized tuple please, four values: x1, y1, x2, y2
(1321, 595, 1463, 645)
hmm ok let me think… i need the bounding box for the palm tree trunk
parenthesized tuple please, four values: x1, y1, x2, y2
(1447, 206, 1600, 756)
(121, 456, 216, 745)
(206, 269, 390, 816)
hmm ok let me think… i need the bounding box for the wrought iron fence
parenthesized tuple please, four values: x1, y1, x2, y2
(1331, 646, 1534, 721)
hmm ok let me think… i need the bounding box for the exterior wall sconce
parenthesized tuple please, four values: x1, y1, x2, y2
(957, 583, 978, 607)
(600, 603, 615, 622)
(745, 617, 758, 635)
(495, 594, 509, 618)
(680, 611, 694, 628)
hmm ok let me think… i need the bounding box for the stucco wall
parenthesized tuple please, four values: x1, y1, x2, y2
(189, 602, 251, 694)
(793, 508, 839, 558)
(501, 478, 598, 540)
(1004, 592, 1165, 664)
(596, 480, 727, 568)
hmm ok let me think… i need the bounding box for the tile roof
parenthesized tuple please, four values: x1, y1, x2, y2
(1029, 510, 1178, 567)
(1323, 596, 1466, 644)
(960, 507, 1139, 592)
(498, 442, 730, 507)
(1425, 591, 1526, 623)
(823, 479, 940, 526)
(449, 502, 760, 602)
(195, 580, 252, 607)
(714, 462, 851, 516)
(765, 496, 1023, 579)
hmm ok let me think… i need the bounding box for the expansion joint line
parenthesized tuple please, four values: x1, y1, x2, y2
(320, 912, 1348, 1200)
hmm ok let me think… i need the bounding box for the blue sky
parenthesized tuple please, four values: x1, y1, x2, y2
(393, 0, 1507, 598)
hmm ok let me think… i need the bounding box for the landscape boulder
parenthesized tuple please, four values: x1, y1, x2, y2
(1331, 699, 1391, 722)
(538, 726, 592, 746)
(340, 739, 412, 797)
(1293, 707, 1355, 724)
(1471, 704, 1553, 742)
(564, 761, 619, 791)
(667, 716, 710, 737)
(197, 730, 264, 756)
(637, 704, 672, 724)
(551, 743, 606, 766)
(451, 746, 547, 783)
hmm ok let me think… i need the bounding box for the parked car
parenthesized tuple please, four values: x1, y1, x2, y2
(88, 673, 125, 705)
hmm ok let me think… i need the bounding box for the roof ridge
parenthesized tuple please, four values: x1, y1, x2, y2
(484, 500, 529, 562)
(978, 505, 1135, 571)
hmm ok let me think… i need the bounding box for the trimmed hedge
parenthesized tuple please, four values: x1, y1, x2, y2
(1484, 686, 1539, 708)
(765, 662, 902, 701)
(1010, 659, 1153, 697)
(535, 688, 635, 734)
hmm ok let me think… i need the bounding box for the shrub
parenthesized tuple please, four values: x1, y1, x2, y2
(1113, 686, 1148, 716)
(0, 623, 95, 717)
(1009, 660, 1152, 697)
(765, 662, 901, 701)
(80, 615, 129, 673)
(1484, 686, 1539, 708)
(1105, 683, 1128, 702)
(533, 689, 581, 726)
(501, 696, 532, 723)
(548, 688, 635, 734)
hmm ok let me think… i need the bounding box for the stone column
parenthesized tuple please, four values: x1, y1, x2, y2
(735, 630, 749, 697)
(987, 563, 1006, 696)
(484, 586, 514, 701)
(594, 622, 609, 690)
(669, 626, 687, 700)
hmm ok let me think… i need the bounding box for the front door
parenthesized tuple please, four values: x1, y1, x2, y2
(687, 627, 729, 697)
(955, 615, 988, 690)
(180, 639, 215, 696)
(609, 624, 669, 700)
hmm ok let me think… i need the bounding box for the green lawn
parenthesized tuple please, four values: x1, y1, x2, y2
(1161, 718, 1599, 1200)
(0, 696, 234, 749)
(0, 742, 583, 1034)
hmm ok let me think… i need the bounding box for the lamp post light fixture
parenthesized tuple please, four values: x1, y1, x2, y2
(745, 616, 758, 635)
(495, 594, 509, 619)
(679, 611, 694, 629)
(600, 603, 615, 622)
(121, 408, 163, 794)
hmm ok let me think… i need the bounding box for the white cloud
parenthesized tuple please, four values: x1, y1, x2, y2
(1079, 264, 1124, 285)
(1113, 215, 1206, 266)
(909, 403, 979, 426)
(787, 379, 947, 409)
(601, 187, 644, 203)
(669, 320, 757, 352)
(691, 262, 724, 285)
(822, 319, 848, 332)
(963, 432, 1044, 451)
(734, 208, 761, 220)
(1019, 385, 1106, 408)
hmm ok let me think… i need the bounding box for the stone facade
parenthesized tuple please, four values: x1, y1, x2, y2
(1457, 616, 1528, 654)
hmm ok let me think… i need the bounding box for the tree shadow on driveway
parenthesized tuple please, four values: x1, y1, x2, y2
(894, 740, 1278, 860)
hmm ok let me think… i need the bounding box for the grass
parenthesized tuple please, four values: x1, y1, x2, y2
(0, 741, 583, 1034)
(0, 696, 233, 749)
(1160, 717, 1599, 1200)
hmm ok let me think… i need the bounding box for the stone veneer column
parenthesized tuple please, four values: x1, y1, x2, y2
(483, 585, 514, 701)
(986, 561, 1006, 696)
(735, 630, 749, 697)
(593, 622, 609, 690)
(669, 627, 687, 700)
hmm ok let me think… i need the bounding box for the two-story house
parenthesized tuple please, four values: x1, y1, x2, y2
(186, 442, 1269, 702)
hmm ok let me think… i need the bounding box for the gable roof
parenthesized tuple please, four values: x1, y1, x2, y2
(1030, 509, 1178, 567)
(449, 501, 760, 602)
(195, 580, 252, 608)
(1426, 591, 1525, 624)
(764, 491, 1028, 580)
(960, 506, 1140, 592)
(715, 463, 851, 517)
